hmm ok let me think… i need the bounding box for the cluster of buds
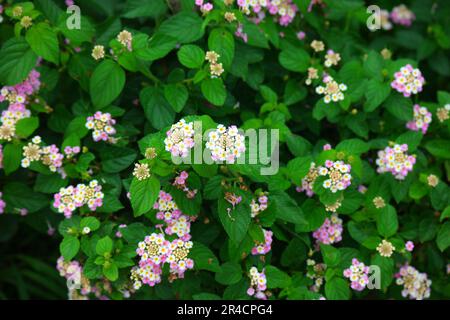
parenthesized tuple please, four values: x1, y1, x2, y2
(117, 30, 132, 51)
(0, 70, 40, 141)
(305, 67, 319, 86)
(324, 50, 341, 67)
(173, 171, 198, 199)
(296, 162, 318, 197)
(318, 160, 352, 193)
(436, 104, 450, 123)
(64, 146, 81, 159)
(53, 180, 104, 218)
(391, 64, 425, 97)
(406, 104, 432, 134)
(376, 143, 416, 180)
(56, 257, 93, 300)
(250, 194, 268, 218)
(390, 4, 415, 27)
(247, 267, 268, 300)
(237, 0, 298, 27)
(131, 233, 194, 290)
(395, 265, 431, 300)
(153, 191, 196, 240)
(376, 239, 395, 257)
(379, 9, 393, 30)
(0, 191, 5, 214)
(195, 0, 213, 15)
(205, 51, 224, 78)
(312, 214, 343, 245)
(85, 112, 117, 142)
(315, 75, 347, 104)
(133, 163, 151, 181)
(343, 258, 370, 291)
(164, 119, 195, 158)
(91, 45, 105, 60)
(21, 136, 64, 172)
(306, 259, 326, 292)
(206, 124, 246, 163)
(251, 229, 273, 255)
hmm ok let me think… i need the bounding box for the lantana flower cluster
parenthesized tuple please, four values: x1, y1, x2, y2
(173, 171, 198, 199)
(390, 4, 416, 27)
(57, 256, 92, 300)
(237, 0, 298, 27)
(306, 259, 326, 292)
(315, 75, 347, 104)
(206, 124, 246, 163)
(195, 0, 213, 15)
(312, 213, 343, 245)
(154, 190, 195, 240)
(53, 180, 104, 218)
(164, 119, 195, 158)
(205, 51, 224, 78)
(376, 143, 416, 180)
(318, 160, 352, 193)
(395, 265, 432, 300)
(21, 136, 64, 172)
(131, 233, 194, 290)
(343, 258, 370, 291)
(0, 192, 5, 214)
(391, 64, 425, 97)
(251, 229, 273, 255)
(85, 112, 116, 142)
(247, 267, 268, 300)
(296, 162, 318, 197)
(64, 146, 81, 159)
(406, 104, 432, 134)
(0, 70, 40, 141)
(250, 194, 268, 218)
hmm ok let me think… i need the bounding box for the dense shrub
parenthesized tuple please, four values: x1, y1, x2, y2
(0, 0, 449, 300)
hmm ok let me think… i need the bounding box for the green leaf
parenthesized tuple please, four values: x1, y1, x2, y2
(270, 191, 307, 225)
(425, 139, 450, 159)
(159, 11, 204, 44)
(364, 79, 391, 112)
(177, 45, 205, 69)
(96, 236, 113, 255)
(3, 182, 48, 213)
(218, 197, 251, 245)
(279, 47, 310, 72)
(90, 60, 126, 109)
(325, 277, 350, 300)
(376, 205, 398, 238)
(336, 139, 369, 155)
(58, 13, 95, 45)
(140, 86, 175, 130)
(436, 222, 450, 252)
(265, 265, 291, 289)
(201, 78, 226, 106)
(2, 144, 23, 175)
(34, 173, 68, 193)
(25, 22, 59, 64)
(215, 262, 242, 285)
(60, 236, 80, 260)
(320, 244, 341, 267)
(286, 134, 312, 157)
(164, 84, 188, 112)
(396, 131, 423, 152)
(0, 37, 37, 85)
(384, 94, 413, 121)
(15, 117, 39, 138)
(371, 254, 394, 290)
(364, 51, 384, 79)
(80, 217, 101, 232)
(208, 28, 235, 70)
(101, 146, 136, 173)
(190, 242, 220, 272)
(103, 263, 119, 281)
(122, 0, 167, 18)
(130, 176, 160, 217)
